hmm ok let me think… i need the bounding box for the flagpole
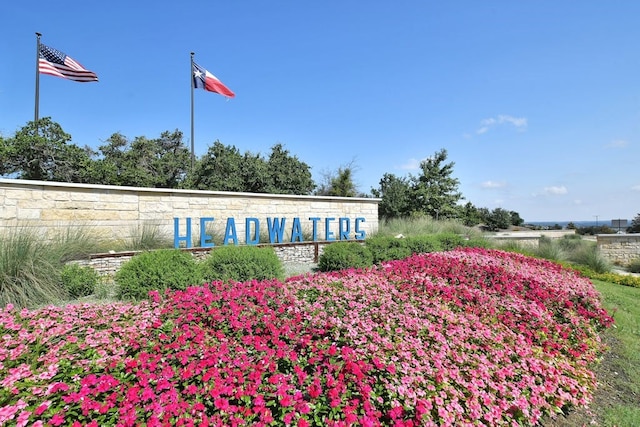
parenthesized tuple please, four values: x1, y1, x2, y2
(190, 52, 195, 172)
(35, 32, 41, 125)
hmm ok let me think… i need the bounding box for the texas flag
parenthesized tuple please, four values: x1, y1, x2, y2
(192, 62, 235, 98)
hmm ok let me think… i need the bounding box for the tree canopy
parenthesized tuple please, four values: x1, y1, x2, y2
(1, 119, 526, 224)
(373, 149, 463, 220)
(0, 118, 92, 182)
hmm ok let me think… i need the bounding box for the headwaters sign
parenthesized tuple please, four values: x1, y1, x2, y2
(174, 216, 367, 248)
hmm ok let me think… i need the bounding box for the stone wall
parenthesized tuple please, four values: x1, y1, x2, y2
(0, 179, 379, 245)
(596, 234, 640, 266)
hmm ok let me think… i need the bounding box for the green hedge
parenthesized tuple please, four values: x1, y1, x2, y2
(115, 249, 202, 300)
(365, 236, 412, 263)
(318, 242, 373, 272)
(199, 246, 284, 283)
(60, 264, 100, 299)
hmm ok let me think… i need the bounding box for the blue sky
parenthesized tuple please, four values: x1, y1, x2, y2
(2, 1, 639, 223)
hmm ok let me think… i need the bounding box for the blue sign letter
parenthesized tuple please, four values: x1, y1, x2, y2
(245, 217, 260, 245)
(200, 217, 214, 247)
(325, 217, 335, 241)
(290, 217, 303, 242)
(309, 217, 321, 241)
(267, 217, 286, 243)
(355, 217, 366, 240)
(339, 217, 350, 240)
(223, 218, 238, 245)
(174, 217, 192, 248)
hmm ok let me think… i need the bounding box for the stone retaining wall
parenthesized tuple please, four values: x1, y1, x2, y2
(0, 179, 379, 245)
(596, 234, 640, 266)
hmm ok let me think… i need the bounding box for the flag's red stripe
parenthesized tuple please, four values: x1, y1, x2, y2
(39, 59, 98, 82)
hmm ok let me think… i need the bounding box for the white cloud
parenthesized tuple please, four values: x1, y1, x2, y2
(542, 185, 568, 195)
(476, 114, 527, 134)
(480, 180, 507, 189)
(632, 184, 640, 191)
(605, 139, 629, 149)
(399, 156, 433, 171)
(398, 158, 421, 170)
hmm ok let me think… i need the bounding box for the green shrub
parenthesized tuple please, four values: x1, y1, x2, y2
(115, 249, 202, 300)
(199, 245, 284, 283)
(627, 258, 640, 274)
(318, 242, 373, 272)
(462, 236, 493, 248)
(365, 236, 411, 263)
(60, 264, 99, 299)
(434, 233, 465, 251)
(404, 235, 442, 254)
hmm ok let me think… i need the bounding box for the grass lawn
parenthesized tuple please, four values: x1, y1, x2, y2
(544, 280, 640, 426)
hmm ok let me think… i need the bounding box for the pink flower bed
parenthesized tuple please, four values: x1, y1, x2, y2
(0, 248, 612, 426)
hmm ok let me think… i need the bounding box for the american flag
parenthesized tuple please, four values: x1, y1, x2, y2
(38, 43, 98, 82)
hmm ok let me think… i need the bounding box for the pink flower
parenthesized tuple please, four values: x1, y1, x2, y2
(49, 413, 65, 426)
(214, 398, 230, 411)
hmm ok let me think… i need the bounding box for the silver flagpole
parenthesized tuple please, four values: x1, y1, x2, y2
(190, 52, 195, 172)
(35, 32, 42, 125)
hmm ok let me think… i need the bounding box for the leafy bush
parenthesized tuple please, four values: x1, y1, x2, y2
(318, 242, 373, 272)
(405, 235, 443, 254)
(462, 236, 493, 248)
(434, 233, 466, 250)
(199, 245, 284, 283)
(115, 249, 202, 300)
(365, 233, 464, 265)
(365, 236, 411, 263)
(60, 264, 100, 299)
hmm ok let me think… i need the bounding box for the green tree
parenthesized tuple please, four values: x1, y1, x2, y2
(90, 130, 190, 188)
(628, 213, 640, 233)
(240, 152, 269, 193)
(265, 143, 315, 195)
(188, 141, 246, 191)
(372, 173, 412, 219)
(152, 130, 191, 188)
(457, 202, 483, 227)
(409, 149, 463, 219)
(510, 210, 524, 227)
(316, 165, 358, 197)
(484, 207, 512, 231)
(0, 118, 93, 182)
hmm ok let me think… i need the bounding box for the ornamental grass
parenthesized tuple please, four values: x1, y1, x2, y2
(0, 248, 612, 426)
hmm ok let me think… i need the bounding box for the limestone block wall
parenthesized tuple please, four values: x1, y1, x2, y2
(0, 179, 379, 245)
(596, 234, 640, 266)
